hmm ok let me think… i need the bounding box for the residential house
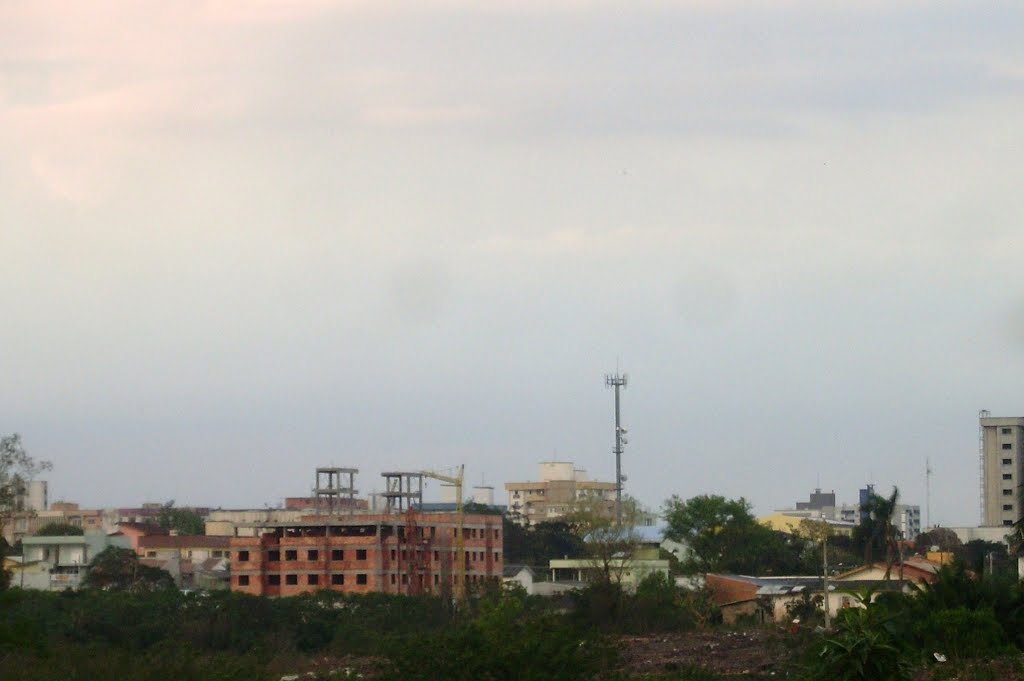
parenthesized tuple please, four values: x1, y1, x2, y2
(549, 545, 670, 592)
(14, 532, 130, 590)
(503, 564, 536, 592)
(707, 573, 909, 625)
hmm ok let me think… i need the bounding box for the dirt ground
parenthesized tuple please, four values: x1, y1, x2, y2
(616, 628, 799, 677)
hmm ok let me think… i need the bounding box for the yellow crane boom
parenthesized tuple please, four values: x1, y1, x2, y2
(420, 465, 465, 602)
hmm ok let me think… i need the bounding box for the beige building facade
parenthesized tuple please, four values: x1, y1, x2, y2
(505, 462, 616, 526)
(980, 415, 1024, 527)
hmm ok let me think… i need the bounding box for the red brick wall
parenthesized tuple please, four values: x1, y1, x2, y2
(229, 514, 502, 598)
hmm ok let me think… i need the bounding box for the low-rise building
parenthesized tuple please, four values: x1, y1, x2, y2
(229, 512, 502, 597)
(549, 546, 670, 592)
(758, 512, 857, 538)
(15, 532, 130, 590)
(137, 534, 231, 561)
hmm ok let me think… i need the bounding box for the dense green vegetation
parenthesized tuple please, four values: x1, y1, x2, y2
(33, 522, 85, 536)
(806, 565, 1024, 681)
(0, 574, 706, 681)
(6, 566, 1022, 681)
(663, 494, 813, 575)
(157, 500, 207, 536)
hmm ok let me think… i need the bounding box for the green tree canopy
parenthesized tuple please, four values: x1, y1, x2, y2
(156, 501, 205, 536)
(34, 522, 85, 537)
(83, 547, 175, 592)
(663, 494, 803, 575)
(502, 517, 585, 567)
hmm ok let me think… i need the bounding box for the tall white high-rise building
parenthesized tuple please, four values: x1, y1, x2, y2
(980, 415, 1024, 527)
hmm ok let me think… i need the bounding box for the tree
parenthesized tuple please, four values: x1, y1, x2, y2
(83, 546, 175, 592)
(853, 486, 902, 579)
(565, 495, 641, 586)
(34, 522, 84, 537)
(0, 434, 51, 523)
(502, 516, 584, 567)
(663, 494, 800, 575)
(963, 540, 1008, 575)
(799, 519, 834, 628)
(157, 501, 205, 535)
(914, 527, 963, 555)
(1, 434, 50, 590)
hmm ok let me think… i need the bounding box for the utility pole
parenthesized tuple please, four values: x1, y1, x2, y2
(822, 534, 830, 630)
(605, 372, 628, 525)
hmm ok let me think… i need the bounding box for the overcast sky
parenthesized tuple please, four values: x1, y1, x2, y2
(3, 1, 1023, 526)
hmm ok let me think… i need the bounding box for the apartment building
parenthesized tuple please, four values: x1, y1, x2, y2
(505, 462, 616, 526)
(16, 532, 130, 590)
(229, 512, 502, 597)
(980, 415, 1024, 527)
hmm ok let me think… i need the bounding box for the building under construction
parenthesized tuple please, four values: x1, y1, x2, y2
(229, 468, 503, 597)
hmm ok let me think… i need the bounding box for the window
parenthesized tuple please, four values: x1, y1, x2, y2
(402, 574, 408, 584)
(237, 550, 250, 562)
(356, 574, 367, 585)
(1003, 428, 1013, 434)
(307, 550, 319, 560)
(390, 574, 395, 584)
(433, 550, 439, 562)
(1004, 459, 1013, 465)
(1003, 489, 1013, 496)
(268, 550, 281, 562)
(1005, 520, 1014, 526)
(356, 549, 367, 560)
(1004, 473, 1013, 480)
(238, 575, 250, 586)
(146, 551, 156, 558)
(285, 574, 298, 585)
(1003, 444, 1013, 450)
(307, 574, 319, 585)
(268, 574, 281, 585)
(390, 549, 396, 560)
(331, 549, 344, 560)
(285, 550, 297, 561)
(1004, 504, 1014, 511)
(332, 574, 344, 585)
(495, 552, 500, 561)
(212, 550, 223, 558)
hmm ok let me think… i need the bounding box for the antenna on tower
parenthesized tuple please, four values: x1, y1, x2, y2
(926, 457, 933, 530)
(605, 371, 628, 525)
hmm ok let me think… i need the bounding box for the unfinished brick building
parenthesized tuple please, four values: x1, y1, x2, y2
(229, 512, 502, 597)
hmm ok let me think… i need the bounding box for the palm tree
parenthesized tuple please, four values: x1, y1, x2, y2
(863, 487, 901, 580)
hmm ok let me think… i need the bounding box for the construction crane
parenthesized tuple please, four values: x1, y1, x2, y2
(420, 465, 465, 603)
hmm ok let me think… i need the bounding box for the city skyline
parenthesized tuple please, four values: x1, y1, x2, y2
(4, 2, 1024, 526)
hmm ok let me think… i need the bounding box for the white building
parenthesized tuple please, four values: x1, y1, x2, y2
(979, 415, 1024, 527)
(15, 532, 130, 590)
